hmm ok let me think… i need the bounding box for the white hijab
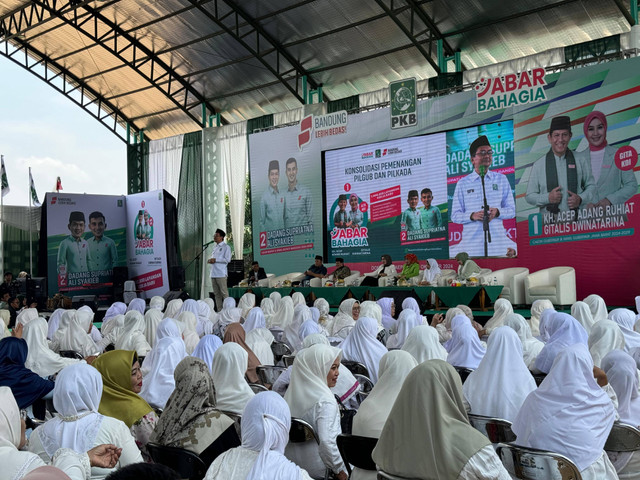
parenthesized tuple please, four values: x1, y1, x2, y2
(386, 309, 423, 350)
(588, 319, 625, 367)
(211, 342, 255, 414)
(140, 336, 188, 409)
(301, 335, 360, 405)
(246, 328, 276, 366)
(149, 296, 165, 311)
(446, 321, 485, 370)
(115, 310, 152, 356)
(340, 316, 387, 383)
(269, 292, 282, 309)
(16, 308, 39, 327)
(401, 325, 448, 363)
(24, 317, 81, 377)
(512, 343, 616, 471)
(571, 301, 596, 334)
(584, 294, 608, 322)
(176, 311, 200, 354)
(260, 298, 276, 327)
(270, 296, 294, 329)
(602, 350, 640, 425)
(331, 299, 357, 337)
(196, 300, 215, 337)
(0, 386, 45, 479)
(192, 335, 223, 372)
(291, 292, 306, 308)
(421, 258, 442, 284)
(238, 293, 256, 320)
(352, 351, 417, 438)
(240, 391, 303, 480)
(609, 308, 640, 352)
(401, 297, 422, 320)
(142, 319, 185, 378)
(101, 313, 125, 340)
(285, 344, 341, 417)
(504, 313, 544, 369)
(56, 310, 99, 357)
(38, 363, 104, 457)
(101, 302, 126, 334)
(284, 305, 311, 352)
(46, 308, 67, 341)
(360, 301, 384, 332)
(244, 308, 266, 333)
(535, 312, 588, 374)
(163, 299, 184, 319)
(529, 299, 554, 337)
(463, 326, 536, 422)
(143, 309, 164, 348)
(483, 298, 513, 333)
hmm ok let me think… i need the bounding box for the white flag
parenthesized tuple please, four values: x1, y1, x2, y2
(1, 156, 9, 197)
(29, 169, 41, 207)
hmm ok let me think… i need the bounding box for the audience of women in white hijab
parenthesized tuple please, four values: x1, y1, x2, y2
(1, 288, 639, 480)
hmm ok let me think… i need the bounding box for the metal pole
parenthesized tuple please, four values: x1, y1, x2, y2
(632, 0, 638, 25)
(302, 75, 308, 104)
(29, 167, 33, 276)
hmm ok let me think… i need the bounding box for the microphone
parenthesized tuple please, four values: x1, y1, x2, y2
(203, 239, 216, 247)
(478, 165, 487, 178)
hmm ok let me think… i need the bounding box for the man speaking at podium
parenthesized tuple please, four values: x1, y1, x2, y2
(450, 135, 517, 257)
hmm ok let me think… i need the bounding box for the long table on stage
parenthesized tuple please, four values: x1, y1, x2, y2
(228, 285, 503, 311)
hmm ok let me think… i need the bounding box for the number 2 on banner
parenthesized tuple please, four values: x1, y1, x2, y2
(259, 232, 267, 249)
(400, 231, 407, 242)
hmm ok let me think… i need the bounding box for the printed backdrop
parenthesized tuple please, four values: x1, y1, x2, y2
(248, 57, 640, 304)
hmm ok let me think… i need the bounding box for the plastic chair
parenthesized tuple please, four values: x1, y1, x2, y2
(282, 354, 296, 368)
(337, 433, 378, 476)
(467, 413, 516, 443)
(248, 383, 268, 393)
(342, 360, 369, 378)
(147, 442, 207, 480)
(496, 443, 582, 480)
(286, 417, 330, 480)
(453, 366, 473, 384)
(59, 350, 84, 360)
(604, 422, 640, 452)
(353, 373, 374, 404)
(271, 341, 293, 363)
(256, 365, 287, 385)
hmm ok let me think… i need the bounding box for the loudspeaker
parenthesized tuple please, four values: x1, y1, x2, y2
(169, 266, 185, 290)
(112, 267, 129, 289)
(72, 295, 98, 312)
(227, 260, 244, 288)
(163, 290, 189, 303)
(27, 277, 48, 311)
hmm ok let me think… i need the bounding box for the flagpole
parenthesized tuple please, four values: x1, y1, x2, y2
(29, 167, 33, 276)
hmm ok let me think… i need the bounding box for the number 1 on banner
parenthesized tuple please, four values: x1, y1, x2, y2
(528, 213, 542, 237)
(259, 232, 267, 249)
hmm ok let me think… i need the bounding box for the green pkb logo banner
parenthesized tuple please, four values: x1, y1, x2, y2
(390, 78, 417, 129)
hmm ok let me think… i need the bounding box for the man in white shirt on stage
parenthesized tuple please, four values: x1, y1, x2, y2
(451, 135, 517, 257)
(207, 228, 231, 311)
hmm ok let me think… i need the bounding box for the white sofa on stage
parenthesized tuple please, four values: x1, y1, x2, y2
(480, 267, 529, 305)
(524, 266, 576, 306)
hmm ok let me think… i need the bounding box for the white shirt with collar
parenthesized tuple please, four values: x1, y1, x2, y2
(210, 240, 231, 278)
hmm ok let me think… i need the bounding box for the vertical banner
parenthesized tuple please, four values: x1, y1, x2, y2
(46, 193, 127, 298)
(390, 78, 417, 129)
(126, 190, 170, 298)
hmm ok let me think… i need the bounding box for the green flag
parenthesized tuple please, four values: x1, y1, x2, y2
(1, 156, 9, 197)
(29, 169, 41, 206)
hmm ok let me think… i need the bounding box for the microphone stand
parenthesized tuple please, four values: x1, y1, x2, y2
(480, 171, 491, 257)
(183, 241, 215, 279)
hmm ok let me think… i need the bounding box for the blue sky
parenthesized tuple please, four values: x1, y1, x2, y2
(0, 55, 126, 206)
